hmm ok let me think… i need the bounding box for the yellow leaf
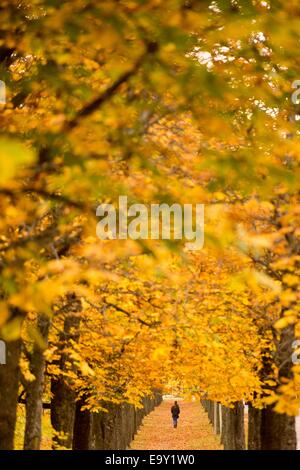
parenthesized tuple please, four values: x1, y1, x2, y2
(0, 138, 35, 184)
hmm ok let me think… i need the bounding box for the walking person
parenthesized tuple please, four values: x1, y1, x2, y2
(171, 401, 180, 428)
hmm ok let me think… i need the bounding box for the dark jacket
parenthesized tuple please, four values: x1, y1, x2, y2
(171, 404, 180, 418)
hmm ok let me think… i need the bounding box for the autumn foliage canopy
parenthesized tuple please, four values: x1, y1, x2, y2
(0, 0, 300, 450)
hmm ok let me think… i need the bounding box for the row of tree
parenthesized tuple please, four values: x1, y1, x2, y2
(1, 0, 300, 451)
(202, 399, 296, 450)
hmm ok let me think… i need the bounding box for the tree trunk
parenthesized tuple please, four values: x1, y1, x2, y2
(208, 400, 214, 425)
(73, 398, 92, 450)
(24, 314, 50, 450)
(201, 398, 208, 412)
(214, 402, 221, 434)
(261, 405, 296, 450)
(219, 403, 223, 439)
(0, 337, 21, 449)
(51, 355, 77, 449)
(248, 403, 296, 450)
(221, 402, 245, 450)
(248, 322, 297, 450)
(260, 324, 296, 450)
(248, 402, 262, 450)
(0, 307, 23, 450)
(51, 293, 81, 449)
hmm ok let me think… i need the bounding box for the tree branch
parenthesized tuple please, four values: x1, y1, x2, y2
(39, 42, 158, 164)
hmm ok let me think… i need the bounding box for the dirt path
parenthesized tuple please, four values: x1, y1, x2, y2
(130, 399, 223, 450)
